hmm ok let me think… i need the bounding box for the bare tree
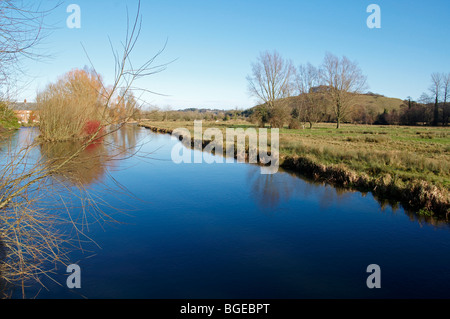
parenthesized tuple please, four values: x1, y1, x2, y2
(443, 73, 450, 104)
(321, 53, 368, 129)
(296, 63, 321, 96)
(247, 50, 296, 128)
(0, 0, 57, 93)
(429, 72, 443, 126)
(418, 92, 433, 105)
(295, 63, 328, 128)
(442, 73, 450, 126)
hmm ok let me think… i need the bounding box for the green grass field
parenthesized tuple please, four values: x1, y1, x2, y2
(278, 124, 449, 187)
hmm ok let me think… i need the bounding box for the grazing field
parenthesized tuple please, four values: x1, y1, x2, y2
(278, 124, 449, 186)
(139, 120, 450, 216)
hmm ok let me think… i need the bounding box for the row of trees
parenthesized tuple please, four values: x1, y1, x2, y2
(247, 51, 367, 129)
(247, 51, 449, 128)
(375, 73, 450, 126)
(139, 106, 244, 122)
(426, 72, 450, 126)
(375, 98, 450, 126)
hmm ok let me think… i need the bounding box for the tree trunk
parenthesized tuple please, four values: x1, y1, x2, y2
(443, 90, 448, 126)
(335, 99, 341, 129)
(433, 96, 439, 126)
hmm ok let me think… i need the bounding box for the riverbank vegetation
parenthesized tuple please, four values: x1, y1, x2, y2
(138, 120, 449, 217)
(0, 0, 167, 297)
(36, 67, 140, 142)
(37, 68, 106, 141)
(0, 102, 20, 131)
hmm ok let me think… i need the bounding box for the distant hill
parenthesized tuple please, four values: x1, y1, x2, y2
(244, 92, 405, 123)
(352, 93, 404, 114)
(178, 108, 227, 114)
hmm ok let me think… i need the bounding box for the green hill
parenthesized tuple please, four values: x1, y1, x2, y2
(353, 93, 404, 114)
(245, 92, 405, 124)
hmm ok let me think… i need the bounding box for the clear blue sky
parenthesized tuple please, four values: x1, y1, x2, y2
(16, 0, 450, 110)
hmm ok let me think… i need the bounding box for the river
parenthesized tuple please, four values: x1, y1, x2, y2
(2, 125, 450, 299)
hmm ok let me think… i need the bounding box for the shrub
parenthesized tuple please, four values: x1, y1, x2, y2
(0, 101, 20, 130)
(288, 119, 301, 129)
(37, 68, 106, 141)
(83, 120, 103, 136)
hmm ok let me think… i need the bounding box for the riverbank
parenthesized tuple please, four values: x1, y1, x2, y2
(138, 120, 450, 218)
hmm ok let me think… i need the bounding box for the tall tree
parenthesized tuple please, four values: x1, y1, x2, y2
(406, 96, 413, 109)
(321, 53, 368, 129)
(430, 72, 443, 126)
(442, 73, 450, 126)
(247, 50, 296, 127)
(295, 63, 327, 128)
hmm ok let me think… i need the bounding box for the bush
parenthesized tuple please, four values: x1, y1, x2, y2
(37, 68, 105, 141)
(288, 119, 301, 129)
(0, 101, 20, 130)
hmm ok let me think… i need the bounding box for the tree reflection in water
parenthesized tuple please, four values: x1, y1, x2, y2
(39, 124, 143, 187)
(0, 125, 145, 298)
(247, 165, 355, 213)
(247, 164, 449, 227)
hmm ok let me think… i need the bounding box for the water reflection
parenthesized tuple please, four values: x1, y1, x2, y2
(0, 125, 146, 298)
(247, 165, 354, 211)
(39, 140, 110, 186)
(1, 125, 449, 299)
(108, 124, 140, 155)
(247, 166, 295, 210)
(247, 164, 449, 227)
(38, 124, 143, 187)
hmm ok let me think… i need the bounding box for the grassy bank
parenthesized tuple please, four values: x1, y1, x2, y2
(138, 120, 450, 217)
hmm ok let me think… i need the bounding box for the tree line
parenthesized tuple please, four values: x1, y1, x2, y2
(246, 50, 450, 128)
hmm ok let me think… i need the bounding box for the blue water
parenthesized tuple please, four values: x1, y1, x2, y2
(5, 126, 450, 299)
